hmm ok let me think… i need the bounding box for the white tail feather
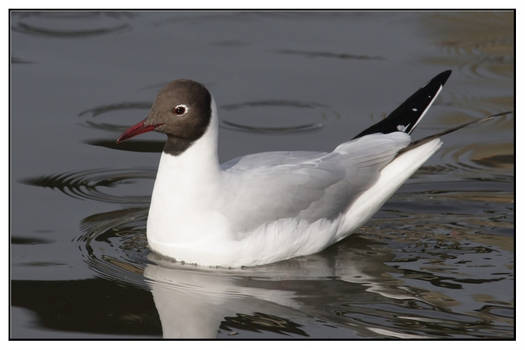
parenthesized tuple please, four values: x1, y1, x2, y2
(337, 138, 443, 239)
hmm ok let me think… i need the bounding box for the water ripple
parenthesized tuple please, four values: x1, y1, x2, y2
(80, 99, 335, 137)
(77, 207, 150, 287)
(78, 102, 153, 148)
(12, 11, 132, 38)
(11, 56, 34, 64)
(275, 49, 384, 61)
(79, 102, 151, 118)
(220, 99, 336, 134)
(441, 142, 514, 174)
(74, 197, 514, 338)
(425, 12, 513, 81)
(221, 120, 324, 134)
(22, 168, 154, 204)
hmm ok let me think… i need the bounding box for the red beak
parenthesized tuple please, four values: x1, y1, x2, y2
(117, 120, 161, 143)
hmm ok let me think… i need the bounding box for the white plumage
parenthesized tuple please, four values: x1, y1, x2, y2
(146, 98, 442, 267)
(116, 71, 455, 267)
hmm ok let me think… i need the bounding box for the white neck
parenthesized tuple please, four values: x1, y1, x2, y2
(147, 97, 225, 245)
(160, 97, 220, 178)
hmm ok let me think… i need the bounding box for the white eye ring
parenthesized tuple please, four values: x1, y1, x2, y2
(172, 104, 189, 116)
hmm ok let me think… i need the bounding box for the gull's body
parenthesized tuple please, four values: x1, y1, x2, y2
(119, 71, 452, 267)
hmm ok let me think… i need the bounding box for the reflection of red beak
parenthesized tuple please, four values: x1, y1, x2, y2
(117, 120, 162, 143)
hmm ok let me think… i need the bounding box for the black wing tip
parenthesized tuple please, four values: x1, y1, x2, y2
(352, 69, 453, 140)
(432, 70, 452, 87)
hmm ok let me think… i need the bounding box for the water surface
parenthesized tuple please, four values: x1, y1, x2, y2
(10, 10, 514, 339)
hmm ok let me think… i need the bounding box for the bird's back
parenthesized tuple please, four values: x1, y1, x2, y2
(220, 132, 411, 235)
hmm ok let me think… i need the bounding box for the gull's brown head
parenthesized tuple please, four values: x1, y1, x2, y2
(117, 79, 212, 144)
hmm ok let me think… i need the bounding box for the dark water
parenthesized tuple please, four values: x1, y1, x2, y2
(10, 11, 514, 339)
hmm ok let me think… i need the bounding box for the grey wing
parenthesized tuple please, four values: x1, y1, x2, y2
(221, 151, 326, 171)
(222, 132, 411, 233)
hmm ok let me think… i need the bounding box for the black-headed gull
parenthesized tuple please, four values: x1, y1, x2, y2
(117, 70, 476, 267)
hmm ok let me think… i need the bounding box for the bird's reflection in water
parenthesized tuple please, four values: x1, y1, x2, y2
(77, 202, 512, 339)
(143, 239, 422, 339)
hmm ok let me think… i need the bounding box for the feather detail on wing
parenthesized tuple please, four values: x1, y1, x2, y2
(221, 132, 411, 234)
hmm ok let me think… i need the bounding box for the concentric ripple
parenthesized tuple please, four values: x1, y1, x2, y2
(220, 99, 336, 134)
(79, 102, 152, 118)
(79, 99, 334, 137)
(78, 102, 166, 152)
(78, 102, 152, 132)
(22, 168, 155, 204)
(11, 11, 132, 38)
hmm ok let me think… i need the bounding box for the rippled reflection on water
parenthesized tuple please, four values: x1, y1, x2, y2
(11, 10, 514, 338)
(71, 182, 513, 338)
(22, 169, 154, 204)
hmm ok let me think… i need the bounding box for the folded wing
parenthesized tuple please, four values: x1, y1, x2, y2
(222, 132, 411, 234)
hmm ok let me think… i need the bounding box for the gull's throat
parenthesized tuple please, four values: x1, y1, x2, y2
(164, 136, 195, 156)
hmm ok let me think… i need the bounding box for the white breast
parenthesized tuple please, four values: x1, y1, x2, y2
(147, 98, 230, 248)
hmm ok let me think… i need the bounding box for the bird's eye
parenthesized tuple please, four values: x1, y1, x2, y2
(171, 105, 187, 115)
